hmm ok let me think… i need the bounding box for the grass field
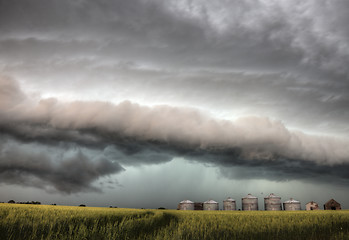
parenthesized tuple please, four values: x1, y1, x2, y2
(0, 203, 348, 240)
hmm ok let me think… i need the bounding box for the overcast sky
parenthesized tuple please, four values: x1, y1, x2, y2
(0, 0, 349, 209)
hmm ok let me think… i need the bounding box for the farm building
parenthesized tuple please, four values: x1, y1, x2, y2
(324, 199, 341, 210)
(203, 200, 219, 211)
(264, 193, 282, 211)
(194, 202, 204, 210)
(178, 200, 194, 210)
(223, 197, 236, 210)
(242, 194, 258, 211)
(306, 201, 319, 210)
(283, 198, 301, 211)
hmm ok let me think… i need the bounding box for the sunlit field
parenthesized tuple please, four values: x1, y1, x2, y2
(0, 203, 348, 240)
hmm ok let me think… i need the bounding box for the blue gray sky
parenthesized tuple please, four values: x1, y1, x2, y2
(0, 0, 349, 209)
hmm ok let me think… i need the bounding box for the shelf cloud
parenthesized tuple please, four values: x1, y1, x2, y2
(1, 76, 349, 192)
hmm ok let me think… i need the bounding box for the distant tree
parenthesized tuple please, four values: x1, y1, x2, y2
(158, 207, 166, 210)
(52, 203, 56, 205)
(8, 200, 15, 204)
(79, 204, 86, 207)
(15, 201, 41, 205)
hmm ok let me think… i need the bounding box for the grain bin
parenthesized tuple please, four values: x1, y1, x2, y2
(223, 197, 236, 210)
(242, 194, 258, 211)
(203, 200, 219, 210)
(264, 193, 282, 211)
(179, 200, 194, 210)
(283, 198, 301, 211)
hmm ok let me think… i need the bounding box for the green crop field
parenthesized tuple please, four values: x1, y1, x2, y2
(0, 203, 348, 240)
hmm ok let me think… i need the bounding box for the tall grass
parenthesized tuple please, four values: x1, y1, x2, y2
(0, 203, 348, 239)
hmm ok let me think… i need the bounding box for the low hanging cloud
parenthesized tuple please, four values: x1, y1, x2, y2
(1, 76, 349, 192)
(0, 142, 124, 194)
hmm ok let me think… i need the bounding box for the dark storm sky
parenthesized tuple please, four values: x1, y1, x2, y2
(0, 0, 349, 209)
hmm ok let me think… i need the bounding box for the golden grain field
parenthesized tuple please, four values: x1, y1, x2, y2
(0, 203, 348, 240)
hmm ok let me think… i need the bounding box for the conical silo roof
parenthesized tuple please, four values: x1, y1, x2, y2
(204, 199, 218, 204)
(224, 197, 235, 202)
(180, 200, 194, 204)
(265, 193, 280, 199)
(284, 198, 300, 203)
(243, 193, 257, 199)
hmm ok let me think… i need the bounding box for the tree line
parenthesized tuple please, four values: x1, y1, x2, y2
(7, 200, 41, 205)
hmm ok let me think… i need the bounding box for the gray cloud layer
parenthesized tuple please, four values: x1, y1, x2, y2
(1, 0, 348, 74)
(1, 0, 349, 193)
(1, 76, 349, 192)
(1, 0, 349, 138)
(0, 141, 124, 194)
(2, 76, 349, 165)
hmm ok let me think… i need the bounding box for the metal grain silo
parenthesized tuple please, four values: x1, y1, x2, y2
(179, 200, 194, 210)
(242, 194, 258, 211)
(223, 197, 236, 210)
(203, 200, 219, 210)
(283, 198, 301, 211)
(264, 193, 282, 211)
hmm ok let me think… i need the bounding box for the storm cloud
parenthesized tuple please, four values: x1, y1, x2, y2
(1, 76, 349, 191)
(1, 0, 348, 76)
(0, 140, 124, 194)
(1, 0, 349, 139)
(0, 0, 348, 205)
